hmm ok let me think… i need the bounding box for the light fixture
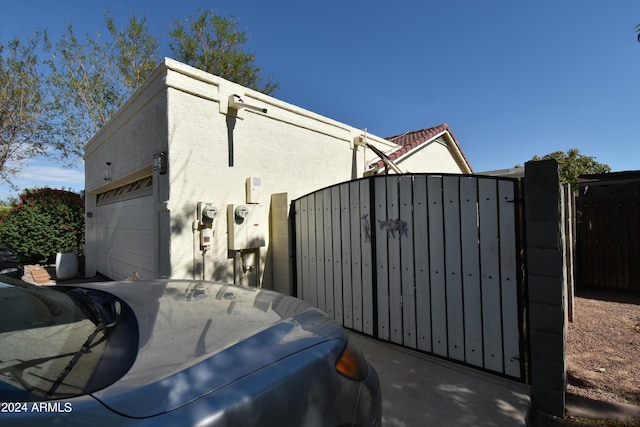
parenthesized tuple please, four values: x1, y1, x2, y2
(104, 161, 112, 181)
(153, 151, 167, 175)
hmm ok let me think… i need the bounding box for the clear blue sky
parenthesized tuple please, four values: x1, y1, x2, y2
(2, 0, 640, 200)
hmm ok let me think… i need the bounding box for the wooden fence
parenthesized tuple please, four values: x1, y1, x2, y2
(577, 187, 640, 292)
(293, 174, 526, 380)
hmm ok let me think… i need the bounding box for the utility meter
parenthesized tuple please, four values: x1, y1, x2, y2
(197, 202, 218, 251)
(234, 205, 250, 221)
(227, 204, 265, 250)
(198, 202, 218, 224)
(202, 205, 218, 221)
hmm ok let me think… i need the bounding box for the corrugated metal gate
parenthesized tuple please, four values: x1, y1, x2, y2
(293, 174, 526, 380)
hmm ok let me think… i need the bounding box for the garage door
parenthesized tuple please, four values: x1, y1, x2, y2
(96, 177, 155, 280)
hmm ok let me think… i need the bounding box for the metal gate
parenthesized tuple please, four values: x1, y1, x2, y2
(293, 174, 526, 380)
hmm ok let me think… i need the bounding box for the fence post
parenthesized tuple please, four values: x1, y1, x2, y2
(524, 159, 567, 416)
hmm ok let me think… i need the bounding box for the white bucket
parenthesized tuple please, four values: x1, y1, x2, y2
(55, 252, 78, 281)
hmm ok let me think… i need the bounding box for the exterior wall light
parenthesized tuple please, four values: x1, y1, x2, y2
(153, 151, 167, 174)
(104, 161, 112, 181)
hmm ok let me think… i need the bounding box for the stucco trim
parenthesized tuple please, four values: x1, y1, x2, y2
(162, 58, 400, 154)
(85, 57, 402, 172)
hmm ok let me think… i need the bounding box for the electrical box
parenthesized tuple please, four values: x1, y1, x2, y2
(228, 204, 266, 250)
(197, 202, 218, 250)
(246, 176, 262, 204)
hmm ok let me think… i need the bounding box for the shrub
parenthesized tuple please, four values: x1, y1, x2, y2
(0, 205, 13, 223)
(0, 188, 84, 264)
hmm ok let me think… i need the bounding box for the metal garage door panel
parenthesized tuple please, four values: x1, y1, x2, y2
(96, 196, 154, 280)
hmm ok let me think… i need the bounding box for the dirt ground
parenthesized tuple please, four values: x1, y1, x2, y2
(531, 290, 640, 426)
(566, 290, 640, 407)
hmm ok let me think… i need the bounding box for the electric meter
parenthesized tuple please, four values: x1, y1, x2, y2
(202, 206, 218, 220)
(198, 202, 218, 224)
(196, 202, 218, 251)
(234, 205, 249, 220)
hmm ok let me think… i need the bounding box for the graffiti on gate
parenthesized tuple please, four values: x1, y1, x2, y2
(361, 214, 372, 242)
(378, 218, 408, 239)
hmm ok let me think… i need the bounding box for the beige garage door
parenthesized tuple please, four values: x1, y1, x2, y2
(96, 177, 155, 280)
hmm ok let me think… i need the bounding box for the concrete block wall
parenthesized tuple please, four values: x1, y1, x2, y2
(524, 159, 567, 416)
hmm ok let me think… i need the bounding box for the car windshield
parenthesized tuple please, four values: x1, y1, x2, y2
(0, 278, 112, 401)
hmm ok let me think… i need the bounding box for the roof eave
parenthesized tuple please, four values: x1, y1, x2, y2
(369, 126, 474, 174)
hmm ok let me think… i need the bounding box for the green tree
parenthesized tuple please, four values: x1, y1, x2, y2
(169, 10, 278, 95)
(531, 148, 611, 190)
(105, 10, 160, 93)
(47, 23, 117, 156)
(45, 17, 158, 157)
(0, 31, 58, 186)
(1, 9, 276, 184)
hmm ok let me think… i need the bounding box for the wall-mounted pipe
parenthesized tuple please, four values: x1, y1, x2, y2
(228, 95, 267, 114)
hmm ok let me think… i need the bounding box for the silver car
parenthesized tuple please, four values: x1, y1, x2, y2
(0, 246, 23, 279)
(0, 278, 381, 426)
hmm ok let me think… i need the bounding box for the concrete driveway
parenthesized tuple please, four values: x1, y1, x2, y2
(25, 267, 532, 425)
(349, 332, 531, 426)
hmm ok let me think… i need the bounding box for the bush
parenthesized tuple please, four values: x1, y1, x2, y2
(0, 205, 13, 223)
(0, 188, 84, 264)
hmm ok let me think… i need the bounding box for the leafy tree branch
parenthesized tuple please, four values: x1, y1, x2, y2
(1, 9, 278, 184)
(169, 10, 278, 95)
(0, 31, 54, 187)
(531, 148, 610, 190)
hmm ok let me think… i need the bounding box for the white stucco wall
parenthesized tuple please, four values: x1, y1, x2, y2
(84, 68, 170, 280)
(84, 58, 469, 292)
(161, 59, 386, 289)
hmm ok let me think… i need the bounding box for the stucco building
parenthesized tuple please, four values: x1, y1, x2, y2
(84, 58, 472, 293)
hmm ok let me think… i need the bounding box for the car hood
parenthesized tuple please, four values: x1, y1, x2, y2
(77, 280, 343, 418)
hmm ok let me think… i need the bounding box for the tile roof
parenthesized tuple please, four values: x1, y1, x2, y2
(371, 123, 473, 173)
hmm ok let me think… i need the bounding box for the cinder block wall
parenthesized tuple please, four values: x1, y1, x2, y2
(525, 159, 567, 416)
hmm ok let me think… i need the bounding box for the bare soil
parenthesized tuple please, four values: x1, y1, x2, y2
(566, 290, 640, 407)
(531, 290, 640, 426)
